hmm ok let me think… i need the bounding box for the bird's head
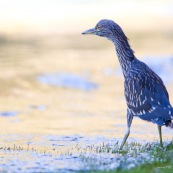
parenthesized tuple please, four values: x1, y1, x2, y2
(82, 19, 125, 41)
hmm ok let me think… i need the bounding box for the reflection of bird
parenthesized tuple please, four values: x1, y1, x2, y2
(82, 19, 173, 150)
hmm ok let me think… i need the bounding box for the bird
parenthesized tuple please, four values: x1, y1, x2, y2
(82, 19, 173, 150)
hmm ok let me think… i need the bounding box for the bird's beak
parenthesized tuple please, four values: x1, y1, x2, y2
(82, 28, 97, 35)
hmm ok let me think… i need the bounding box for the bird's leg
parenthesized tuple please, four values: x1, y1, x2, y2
(119, 127, 130, 150)
(157, 125, 163, 148)
(119, 111, 133, 150)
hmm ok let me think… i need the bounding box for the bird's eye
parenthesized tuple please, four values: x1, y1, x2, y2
(96, 26, 101, 31)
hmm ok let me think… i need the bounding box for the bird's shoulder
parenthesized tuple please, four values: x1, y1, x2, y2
(126, 59, 164, 86)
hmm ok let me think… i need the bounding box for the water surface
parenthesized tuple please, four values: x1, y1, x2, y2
(0, 36, 173, 172)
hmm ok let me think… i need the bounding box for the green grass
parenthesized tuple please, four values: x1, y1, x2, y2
(1, 140, 173, 173)
(89, 141, 173, 173)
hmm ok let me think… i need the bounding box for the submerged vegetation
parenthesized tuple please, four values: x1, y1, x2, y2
(0, 136, 173, 172)
(89, 140, 173, 173)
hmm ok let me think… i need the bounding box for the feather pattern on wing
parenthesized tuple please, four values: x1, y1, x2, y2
(125, 60, 173, 126)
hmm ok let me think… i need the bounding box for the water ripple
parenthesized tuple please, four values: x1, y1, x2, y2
(37, 73, 98, 91)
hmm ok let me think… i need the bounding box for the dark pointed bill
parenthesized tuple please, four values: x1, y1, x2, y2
(82, 28, 96, 35)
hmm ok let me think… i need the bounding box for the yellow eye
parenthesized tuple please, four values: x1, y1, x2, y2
(96, 26, 101, 31)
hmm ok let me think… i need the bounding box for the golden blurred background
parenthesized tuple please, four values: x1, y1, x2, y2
(0, 0, 173, 141)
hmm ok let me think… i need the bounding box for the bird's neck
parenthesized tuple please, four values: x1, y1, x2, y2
(112, 38, 135, 77)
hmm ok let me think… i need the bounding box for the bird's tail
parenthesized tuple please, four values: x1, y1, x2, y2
(166, 108, 173, 128)
(165, 120, 173, 129)
(167, 121, 173, 128)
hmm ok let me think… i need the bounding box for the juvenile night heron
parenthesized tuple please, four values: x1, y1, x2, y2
(82, 19, 173, 150)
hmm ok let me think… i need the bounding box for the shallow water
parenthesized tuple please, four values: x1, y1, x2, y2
(0, 37, 173, 172)
(0, 134, 163, 172)
(37, 73, 98, 91)
(0, 111, 19, 117)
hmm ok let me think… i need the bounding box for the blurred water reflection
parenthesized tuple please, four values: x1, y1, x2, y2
(37, 73, 98, 91)
(0, 0, 173, 172)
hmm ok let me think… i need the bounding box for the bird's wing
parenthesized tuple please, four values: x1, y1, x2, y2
(125, 68, 171, 122)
